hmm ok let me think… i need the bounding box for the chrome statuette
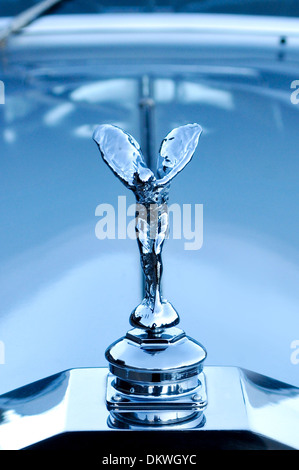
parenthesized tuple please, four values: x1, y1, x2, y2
(93, 123, 207, 426)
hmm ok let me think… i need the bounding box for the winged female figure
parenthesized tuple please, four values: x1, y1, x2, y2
(93, 123, 202, 333)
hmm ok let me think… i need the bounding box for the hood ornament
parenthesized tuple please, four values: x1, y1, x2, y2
(93, 123, 207, 427)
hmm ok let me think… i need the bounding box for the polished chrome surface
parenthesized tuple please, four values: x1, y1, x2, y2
(0, 366, 298, 450)
(106, 359, 207, 426)
(105, 328, 207, 424)
(93, 122, 206, 424)
(93, 123, 201, 332)
(105, 328, 206, 383)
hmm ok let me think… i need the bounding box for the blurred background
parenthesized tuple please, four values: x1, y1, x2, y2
(0, 0, 299, 394)
(2, 0, 299, 16)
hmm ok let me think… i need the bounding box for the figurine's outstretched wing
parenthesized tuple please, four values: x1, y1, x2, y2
(93, 124, 155, 189)
(157, 123, 202, 186)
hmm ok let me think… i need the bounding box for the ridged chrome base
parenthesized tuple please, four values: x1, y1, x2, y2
(105, 327, 207, 425)
(108, 410, 206, 429)
(106, 372, 207, 427)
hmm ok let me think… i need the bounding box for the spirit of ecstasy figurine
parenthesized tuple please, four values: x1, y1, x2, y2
(93, 123, 208, 427)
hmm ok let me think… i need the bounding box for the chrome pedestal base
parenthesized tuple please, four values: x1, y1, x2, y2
(105, 327, 207, 426)
(106, 372, 207, 427)
(108, 410, 206, 430)
(0, 367, 299, 450)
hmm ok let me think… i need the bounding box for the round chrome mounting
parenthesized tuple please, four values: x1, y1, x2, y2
(105, 327, 207, 426)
